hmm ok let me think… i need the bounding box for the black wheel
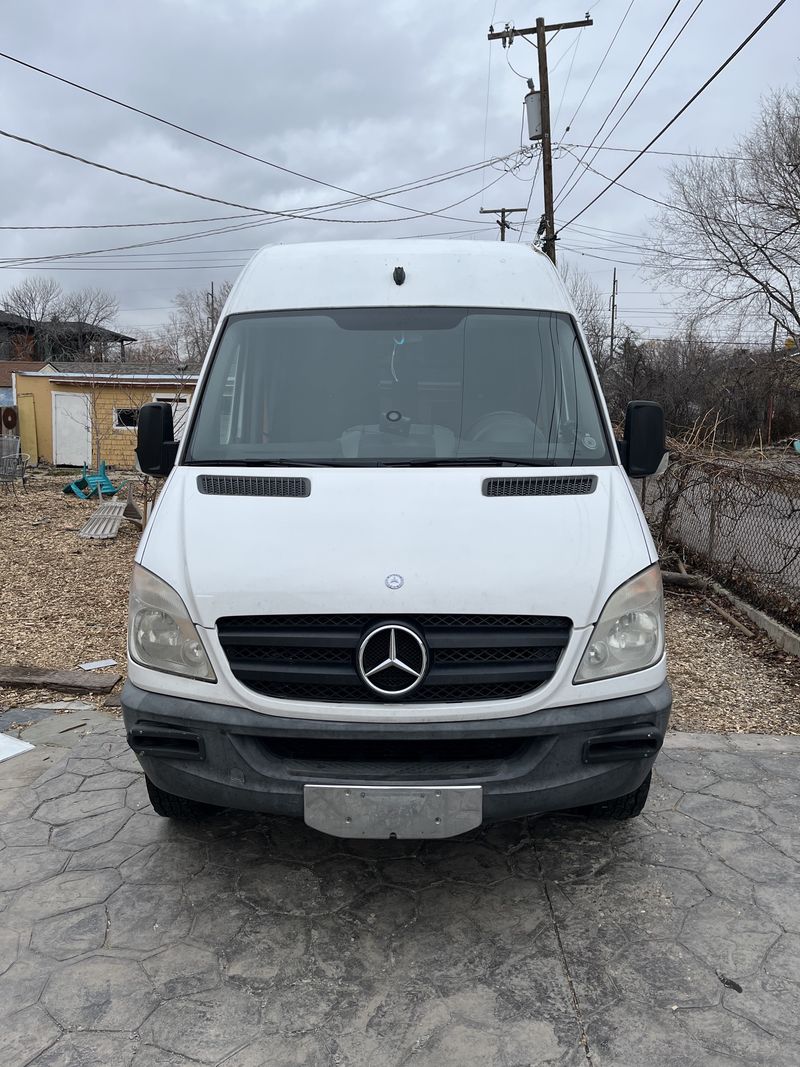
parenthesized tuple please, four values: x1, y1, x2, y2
(145, 776, 220, 820)
(574, 771, 652, 820)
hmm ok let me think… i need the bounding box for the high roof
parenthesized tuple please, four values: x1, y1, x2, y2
(224, 240, 571, 318)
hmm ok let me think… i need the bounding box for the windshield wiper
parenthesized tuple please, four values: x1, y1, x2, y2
(375, 456, 556, 467)
(186, 456, 558, 468)
(185, 458, 345, 467)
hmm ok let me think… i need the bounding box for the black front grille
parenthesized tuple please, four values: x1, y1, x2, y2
(217, 613, 571, 704)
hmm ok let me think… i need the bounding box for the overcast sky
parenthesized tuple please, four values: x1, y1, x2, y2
(1, 0, 797, 344)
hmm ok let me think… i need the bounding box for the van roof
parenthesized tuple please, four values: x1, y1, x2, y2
(224, 239, 574, 317)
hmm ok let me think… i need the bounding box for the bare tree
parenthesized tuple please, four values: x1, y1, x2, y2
(1, 276, 121, 361)
(645, 87, 800, 341)
(560, 262, 611, 370)
(127, 326, 183, 366)
(62, 287, 120, 330)
(75, 356, 196, 469)
(171, 280, 234, 362)
(2, 276, 65, 325)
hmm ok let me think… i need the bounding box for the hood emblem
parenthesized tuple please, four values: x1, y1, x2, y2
(357, 624, 428, 697)
(385, 573, 404, 590)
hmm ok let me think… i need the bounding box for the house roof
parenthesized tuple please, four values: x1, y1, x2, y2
(0, 311, 29, 329)
(0, 315, 135, 343)
(48, 361, 197, 375)
(0, 361, 47, 388)
(45, 373, 198, 385)
(13, 363, 199, 388)
(51, 321, 137, 344)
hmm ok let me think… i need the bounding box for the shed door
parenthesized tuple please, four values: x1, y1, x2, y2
(53, 393, 92, 466)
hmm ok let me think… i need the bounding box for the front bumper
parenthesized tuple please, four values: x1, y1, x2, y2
(122, 679, 672, 826)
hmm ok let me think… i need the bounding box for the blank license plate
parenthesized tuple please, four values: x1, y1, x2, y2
(303, 784, 483, 839)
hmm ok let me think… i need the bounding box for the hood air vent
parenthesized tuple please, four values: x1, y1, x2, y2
(483, 475, 597, 497)
(197, 475, 310, 498)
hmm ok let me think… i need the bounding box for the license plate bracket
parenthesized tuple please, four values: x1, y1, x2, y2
(303, 784, 483, 839)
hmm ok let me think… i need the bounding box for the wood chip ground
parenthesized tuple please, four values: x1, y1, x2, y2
(1, 475, 799, 732)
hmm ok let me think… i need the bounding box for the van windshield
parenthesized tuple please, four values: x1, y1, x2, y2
(185, 308, 609, 466)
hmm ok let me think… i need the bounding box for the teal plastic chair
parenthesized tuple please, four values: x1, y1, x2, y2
(63, 462, 124, 499)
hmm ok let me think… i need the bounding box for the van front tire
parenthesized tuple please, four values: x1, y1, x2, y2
(145, 776, 220, 820)
(572, 771, 652, 820)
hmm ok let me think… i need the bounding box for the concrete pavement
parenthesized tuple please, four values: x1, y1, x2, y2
(1, 713, 798, 1066)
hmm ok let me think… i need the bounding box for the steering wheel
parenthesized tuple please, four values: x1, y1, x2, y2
(466, 411, 545, 449)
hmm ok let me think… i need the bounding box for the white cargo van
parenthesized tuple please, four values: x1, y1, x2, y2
(123, 240, 670, 838)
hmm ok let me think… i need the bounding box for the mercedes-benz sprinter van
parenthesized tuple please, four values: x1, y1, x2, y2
(123, 240, 670, 839)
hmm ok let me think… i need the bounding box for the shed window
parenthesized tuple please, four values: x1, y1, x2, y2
(114, 407, 140, 429)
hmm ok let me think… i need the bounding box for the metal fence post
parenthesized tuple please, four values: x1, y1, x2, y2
(707, 483, 717, 565)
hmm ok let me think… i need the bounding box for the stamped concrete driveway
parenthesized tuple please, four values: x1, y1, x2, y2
(1, 713, 798, 1067)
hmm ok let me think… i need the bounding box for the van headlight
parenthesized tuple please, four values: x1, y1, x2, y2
(575, 564, 664, 683)
(129, 564, 215, 681)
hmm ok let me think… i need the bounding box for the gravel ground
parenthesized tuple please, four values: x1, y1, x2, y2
(0, 474, 141, 711)
(1, 475, 799, 732)
(666, 592, 800, 733)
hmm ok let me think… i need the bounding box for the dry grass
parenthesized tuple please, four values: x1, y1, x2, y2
(1, 477, 799, 732)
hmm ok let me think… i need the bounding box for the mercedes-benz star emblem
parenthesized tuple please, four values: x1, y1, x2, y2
(357, 624, 428, 697)
(385, 573, 404, 590)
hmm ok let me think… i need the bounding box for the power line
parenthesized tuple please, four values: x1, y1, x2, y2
(481, 1, 500, 208)
(505, 47, 532, 81)
(561, 0, 637, 136)
(0, 149, 525, 273)
(0, 126, 528, 232)
(559, 141, 747, 161)
(0, 162, 518, 271)
(554, 0, 684, 207)
(559, 0, 789, 231)
(0, 48, 505, 222)
(556, 0, 707, 210)
(0, 151, 515, 234)
(0, 212, 260, 231)
(552, 29, 584, 139)
(0, 128, 337, 221)
(555, 146, 746, 225)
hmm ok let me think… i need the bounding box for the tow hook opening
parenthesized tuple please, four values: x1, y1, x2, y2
(128, 723, 205, 761)
(582, 727, 663, 764)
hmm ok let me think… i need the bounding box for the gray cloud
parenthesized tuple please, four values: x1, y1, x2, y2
(1, 0, 796, 341)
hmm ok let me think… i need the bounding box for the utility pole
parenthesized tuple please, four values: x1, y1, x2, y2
(206, 282, 216, 331)
(767, 319, 778, 445)
(479, 206, 528, 241)
(609, 268, 618, 364)
(488, 15, 592, 264)
(534, 17, 556, 262)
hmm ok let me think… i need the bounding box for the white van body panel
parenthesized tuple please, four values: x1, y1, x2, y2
(223, 240, 574, 316)
(142, 466, 650, 629)
(130, 239, 664, 725)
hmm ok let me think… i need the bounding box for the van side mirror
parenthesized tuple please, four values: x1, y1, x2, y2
(620, 401, 665, 478)
(136, 403, 178, 476)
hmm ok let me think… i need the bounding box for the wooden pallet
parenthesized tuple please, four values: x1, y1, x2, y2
(78, 501, 126, 539)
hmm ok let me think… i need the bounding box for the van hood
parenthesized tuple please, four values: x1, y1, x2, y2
(139, 466, 654, 630)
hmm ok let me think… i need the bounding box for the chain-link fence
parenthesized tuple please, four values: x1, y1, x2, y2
(641, 452, 800, 631)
